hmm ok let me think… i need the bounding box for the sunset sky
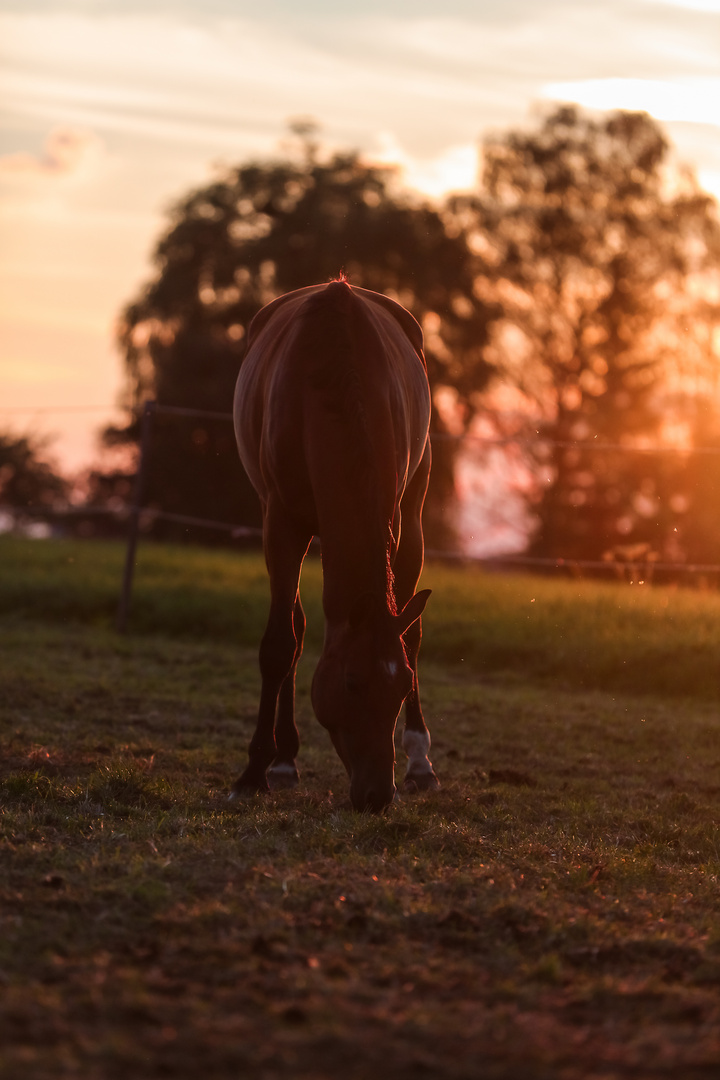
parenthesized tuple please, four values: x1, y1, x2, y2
(1, 0, 719, 472)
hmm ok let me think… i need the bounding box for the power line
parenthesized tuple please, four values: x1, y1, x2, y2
(6, 401, 720, 455)
(0, 404, 119, 414)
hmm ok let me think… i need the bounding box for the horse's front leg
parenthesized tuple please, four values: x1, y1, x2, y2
(231, 503, 310, 797)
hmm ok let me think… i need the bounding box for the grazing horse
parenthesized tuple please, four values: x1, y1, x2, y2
(232, 279, 438, 812)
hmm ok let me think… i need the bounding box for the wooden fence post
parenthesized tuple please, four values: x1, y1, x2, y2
(116, 401, 155, 633)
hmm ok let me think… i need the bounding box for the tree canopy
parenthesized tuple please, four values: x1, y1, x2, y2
(113, 113, 720, 563)
(460, 107, 720, 561)
(0, 433, 67, 522)
(115, 137, 497, 547)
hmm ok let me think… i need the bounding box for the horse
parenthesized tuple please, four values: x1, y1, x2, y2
(232, 279, 438, 812)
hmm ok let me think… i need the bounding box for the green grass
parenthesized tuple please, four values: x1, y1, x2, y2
(2, 536, 720, 1078)
(2, 533, 720, 696)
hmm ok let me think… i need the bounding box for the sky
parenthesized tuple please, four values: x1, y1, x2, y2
(1, 0, 719, 473)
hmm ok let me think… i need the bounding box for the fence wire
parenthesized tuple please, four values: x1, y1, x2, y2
(148, 403, 720, 455)
(6, 399, 720, 454)
(5, 398, 720, 626)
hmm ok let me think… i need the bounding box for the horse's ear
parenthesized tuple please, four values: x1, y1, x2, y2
(396, 589, 431, 635)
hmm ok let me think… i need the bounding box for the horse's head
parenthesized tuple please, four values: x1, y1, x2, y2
(311, 589, 431, 812)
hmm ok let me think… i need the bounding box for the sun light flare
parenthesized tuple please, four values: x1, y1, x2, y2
(372, 134, 479, 199)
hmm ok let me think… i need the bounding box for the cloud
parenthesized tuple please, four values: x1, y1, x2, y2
(2, 5, 718, 166)
(639, 0, 720, 11)
(542, 77, 720, 128)
(0, 126, 104, 176)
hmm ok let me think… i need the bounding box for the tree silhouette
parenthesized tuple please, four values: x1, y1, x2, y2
(113, 133, 497, 548)
(0, 433, 67, 521)
(113, 112, 720, 561)
(461, 107, 720, 561)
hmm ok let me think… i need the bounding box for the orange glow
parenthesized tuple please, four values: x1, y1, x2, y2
(2, 2, 719, 481)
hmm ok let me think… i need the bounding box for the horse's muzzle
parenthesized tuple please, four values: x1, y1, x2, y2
(350, 779, 396, 813)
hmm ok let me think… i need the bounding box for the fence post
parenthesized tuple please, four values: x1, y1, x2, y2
(116, 401, 155, 633)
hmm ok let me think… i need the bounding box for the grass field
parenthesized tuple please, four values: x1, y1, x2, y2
(2, 535, 720, 1078)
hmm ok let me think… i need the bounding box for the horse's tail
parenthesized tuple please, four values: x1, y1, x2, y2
(297, 279, 359, 377)
(304, 277, 354, 315)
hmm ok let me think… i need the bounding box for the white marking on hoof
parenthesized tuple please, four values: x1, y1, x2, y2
(268, 762, 297, 777)
(402, 729, 434, 776)
(267, 762, 299, 791)
(404, 771, 440, 793)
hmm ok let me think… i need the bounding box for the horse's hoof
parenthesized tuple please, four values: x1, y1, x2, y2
(229, 772, 270, 800)
(267, 763, 300, 791)
(228, 785, 269, 802)
(403, 769, 440, 794)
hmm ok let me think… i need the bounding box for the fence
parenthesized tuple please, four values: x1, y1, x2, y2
(113, 401, 720, 630)
(3, 399, 720, 630)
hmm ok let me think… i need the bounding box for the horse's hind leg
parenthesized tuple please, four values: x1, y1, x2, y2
(231, 501, 310, 797)
(267, 593, 306, 790)
(399, 616, 439, 793)
(394, 444, 439, 793)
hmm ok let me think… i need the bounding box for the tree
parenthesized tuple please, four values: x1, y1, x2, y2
(114, 132, 497, 548)
(669, 394, 720, 568)
(460, 107, 720, 561)
(0, 433, 67, 524)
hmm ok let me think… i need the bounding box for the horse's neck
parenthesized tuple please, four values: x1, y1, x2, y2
(319, 522, 394, 625)
(307, 419, 396, 624)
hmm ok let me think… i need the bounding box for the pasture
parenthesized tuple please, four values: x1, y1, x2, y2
(2, 535, 720, 1078)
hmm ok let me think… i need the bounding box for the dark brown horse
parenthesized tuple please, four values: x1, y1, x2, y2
(232, 279, 438, 811)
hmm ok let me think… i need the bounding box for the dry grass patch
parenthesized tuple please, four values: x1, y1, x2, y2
(2, 606, 720, 1078)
